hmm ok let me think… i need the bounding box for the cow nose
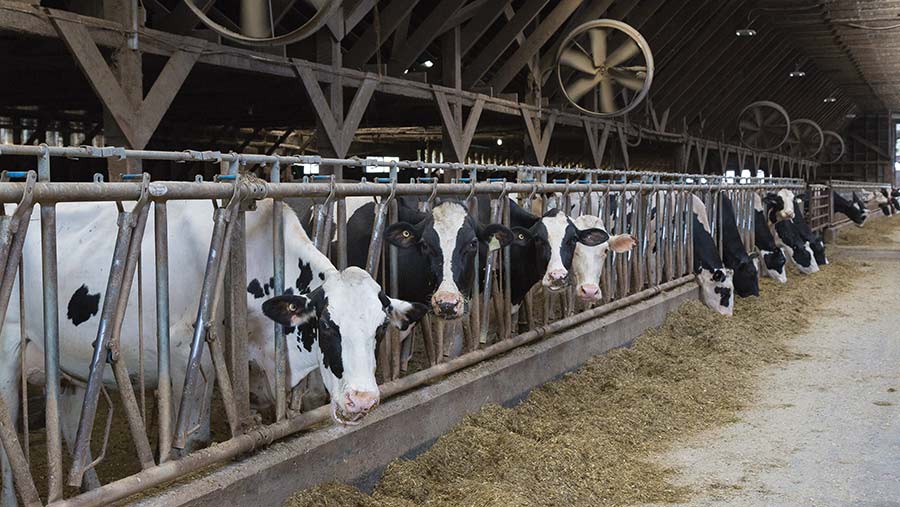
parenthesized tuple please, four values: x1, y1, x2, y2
(432, 292, 463, 318)
(578, 284, 600, 301)
(344, 390, 379, 413)
(543, 269, 569, 290)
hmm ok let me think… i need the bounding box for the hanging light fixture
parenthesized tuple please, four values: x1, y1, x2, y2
(789, 63, 806, 78)
(823, 96, 837, 103)
(735, 28, 757, 37)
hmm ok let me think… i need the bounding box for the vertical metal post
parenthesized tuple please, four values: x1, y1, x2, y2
(154, 201, 173, 463)
(271, 163, 287, 422)
(502, 195, 512, 338)
(39, 148, 65, 502)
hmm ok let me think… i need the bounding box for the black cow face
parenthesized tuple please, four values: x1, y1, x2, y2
(506, 226, 551, 307)
(732, 258, 759, 298)
(833, 192, 867, 226)
(385, 201, 512, 319)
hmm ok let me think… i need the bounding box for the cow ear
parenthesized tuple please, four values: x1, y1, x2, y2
(380, 293, 428, 331)
(763, 193, 778, 206)
(608, 234, 637, 253)
(478, 224, 513, 247)
(384, 222, 421, 248)
(576, 227, 610, 247)
(262, 294, 317, 327)
(510, 226, 535, 246)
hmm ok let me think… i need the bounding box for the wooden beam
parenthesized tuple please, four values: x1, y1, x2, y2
(489, 0, 585, 93)
(345, 0, 419, 69)
(435, 90, 484, 163)
(521, 106, 557, 166)
(345, 0, 379, 33)
(157, 0, 214, 34)
(849, 133, 891, 160)
(443, 0, 492, 31)
(459, 0, 509, 57)
(296, 65, 378, 157)
(387, 0, 464, 76)
(584, 120, 611, 168)
(53, 18, 198, 149)
(462, 0, 549, 88)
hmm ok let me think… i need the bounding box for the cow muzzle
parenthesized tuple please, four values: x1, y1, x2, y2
(332, 390, 380, 426)
(777, 209, 795, 221)
(542, 269, 569, 291)
(577, 283, 601, 302)
(431, 291, 465, 319)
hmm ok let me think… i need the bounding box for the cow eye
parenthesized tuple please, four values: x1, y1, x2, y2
(288, 303, 297, 312)
(465, 240, 478, 253)
(517, 233, 525, 240)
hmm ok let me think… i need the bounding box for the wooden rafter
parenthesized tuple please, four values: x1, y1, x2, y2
(345, 0, 419, 69)
(387, 0, 464, 76)
(53, 18, 199, 149)
(521, 107, 557, 166)
(462, 0, 549, 88)
(584, 119, 611, 169)
(489, 0, 585, 93)
(434, 90, 484, 163)
(296, 65, 378, 157)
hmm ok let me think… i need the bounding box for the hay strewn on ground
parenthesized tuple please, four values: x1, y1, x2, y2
(284, 261, 859, 507)
(836, 214, 900, 246)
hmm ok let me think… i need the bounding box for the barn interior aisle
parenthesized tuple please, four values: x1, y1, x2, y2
(645, 257, 900, 507)
(280, 256, 885, 506)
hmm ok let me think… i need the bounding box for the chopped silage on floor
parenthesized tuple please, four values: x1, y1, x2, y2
(836, 214, 900, 246)
(284, 261, 859, 507)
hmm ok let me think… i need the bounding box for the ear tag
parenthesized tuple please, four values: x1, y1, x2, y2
(489, 236, 501, 252)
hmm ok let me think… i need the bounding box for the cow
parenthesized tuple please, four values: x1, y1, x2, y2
(792, 194, 828, 266)
(833, 191, 867, 226)
(773, 218, 819, 274)
(762, 188, 796, 223)
(569, 215, 637, 302)
(1, 199, 426, 506)
(877, 189, 893, 216)
(505, 203, 611, 295)
(852, 192, 870, 223)
(718, 194, 759, 297)
(891, 188, 900, 213)
(347, 199, 513, 320)
(691, 195, 734, 316)
(752, 193, 788, 283)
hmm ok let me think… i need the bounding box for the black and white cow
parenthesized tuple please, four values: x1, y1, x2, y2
(719, 194, 759, 298)
(877, 189, 893, 216)
(569, 215, 637, 302)
(347, 200, 512, 320)
(891, 188, 900, 213)
(691, 195, 734, 316)
(773, 219, 819, 275)
(833, 191, 867, 226)
(752, 194, 788, 283)
(762, 188, 796, 224)
(506, 203, 611, 296)
(792, 193, 828, 266)
(1, 200, 426, 506)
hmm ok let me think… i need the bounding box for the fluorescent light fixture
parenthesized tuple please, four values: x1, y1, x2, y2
(789, 69, 806, 78)
(422, 60, 434, 68)
(823, 97, 837, 103)
(735, 28, 757, 37)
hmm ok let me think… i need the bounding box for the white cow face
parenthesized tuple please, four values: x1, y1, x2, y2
(571, 215, 637, 302)
(755, 250, 788, 283)
(262, 267, 426, 425)
(696, 267, 734, 316)
(763, 189, 796, 223)
(535, 210, 611, 291)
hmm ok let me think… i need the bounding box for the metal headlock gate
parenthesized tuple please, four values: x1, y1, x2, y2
(0, 144, 808, 507)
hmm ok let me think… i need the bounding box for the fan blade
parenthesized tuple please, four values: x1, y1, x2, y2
(566, 74, 603, 102)
(764, 108, 783, 125)
(608, 68, 644, 91)
(753, 106, 763, 128)
(617, 65, 647, 72)
(306, 0, 327, 8)
(600, 79, 616, 114)
(739, 120, 759, 132)
(559, 48, 597, 75)
(606, 39, 640, 68)
(589, 28, 607, 68)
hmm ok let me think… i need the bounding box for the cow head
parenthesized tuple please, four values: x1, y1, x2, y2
(756, 249, 788, 283)
(763, 189, 796, 223)
(732, 257, 759, 298)
(261, 268, 427, 425)
(570, 215, 637, 302)
(696, 267, 734, 316)
(385, 201, 512, 320)
(851, 192, 869, 226)
(513, 208, 611, 291)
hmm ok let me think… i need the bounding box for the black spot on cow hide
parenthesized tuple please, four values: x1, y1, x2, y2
(317, 305, 344, 379)
(715, 286, 732, 307)
(296, 259, 313, 293)
(67, 284, 100, 326)
(318, 272, 326, 280)
(247, 279, 265, 299)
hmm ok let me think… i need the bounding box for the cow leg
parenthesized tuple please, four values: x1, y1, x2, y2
(58, 383, 101, 491)
(0, 331, 20, 507)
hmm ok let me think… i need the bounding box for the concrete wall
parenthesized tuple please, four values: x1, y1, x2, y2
(132, 283, 698, 507)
